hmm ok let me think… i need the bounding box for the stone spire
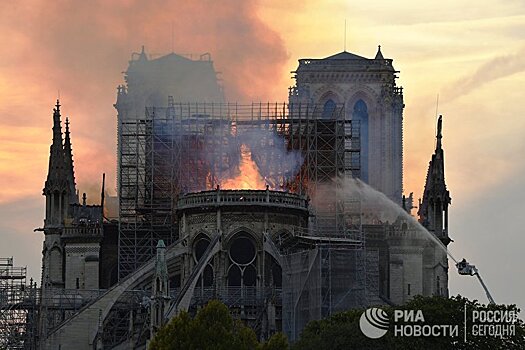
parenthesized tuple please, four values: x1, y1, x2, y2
(43, 100, 77, 225)
(63, 117, 78, 204)
(138, 45, 148, 61)
(374, 45, 384, 60)
(436, 114, 443, 151)
(154, 240, 168, 279)
(418, 115, 451, 245)
(44, 100, 66, 191)
(43, 100, 67, 226)
(150, 240, 170, 337)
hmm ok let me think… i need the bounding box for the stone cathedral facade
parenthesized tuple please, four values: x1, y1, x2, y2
(289, 47, 450, 304)
(289, 47, 404, 204)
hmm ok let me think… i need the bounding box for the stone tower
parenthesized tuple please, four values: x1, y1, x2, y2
(115, 46, 224, 123)
(289, 46, 404, 203)
(41, 100, 78, 288)
(40, 101, 104, 291)
(418, 115, 451, 297)
(418, 115, 451, 246)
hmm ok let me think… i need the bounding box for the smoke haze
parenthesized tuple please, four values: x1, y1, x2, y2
(311, 177, 456, 262)
(0, 0, 288, 201)
(0, 0, 289, 282)
(154, 116, 304, 192)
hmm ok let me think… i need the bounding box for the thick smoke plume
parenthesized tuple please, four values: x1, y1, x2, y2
(0, 0, 288, 202)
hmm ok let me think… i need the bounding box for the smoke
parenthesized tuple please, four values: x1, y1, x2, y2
(103, 193, 119, 219)
(0, 0, 287, 103)
(77, 181, 104, 206)
(239, 129, 304, 189)
(208, 126, 304, 190)
(311, 177, 458, 263)
(443, 46, 525, 102)
(0, 0, 288, 203)
(155, 115, 304, 192)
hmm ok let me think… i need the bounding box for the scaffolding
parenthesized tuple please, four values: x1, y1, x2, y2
(118, 102, 363, 278)
(117, 102, 375, 340)
(0, 257, 38, 350)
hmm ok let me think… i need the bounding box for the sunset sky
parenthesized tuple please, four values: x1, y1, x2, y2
(1, 0, 524, 310)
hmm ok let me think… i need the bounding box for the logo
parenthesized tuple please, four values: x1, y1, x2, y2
(359, 307, 390, 339)
(358, 306, 516, 340)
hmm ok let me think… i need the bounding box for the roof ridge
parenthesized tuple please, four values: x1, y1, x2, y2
(323, 51, 368, 60)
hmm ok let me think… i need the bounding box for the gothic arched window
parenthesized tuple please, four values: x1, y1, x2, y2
(227, 234, 257, 288)
(322, 99, 337, 118)
(353, 100, 369, 182)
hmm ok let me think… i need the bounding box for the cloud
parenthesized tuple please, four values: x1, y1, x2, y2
(442, 46, 525, 102)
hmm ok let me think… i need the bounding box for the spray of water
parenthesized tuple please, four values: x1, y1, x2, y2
(315, 177, 458, 263)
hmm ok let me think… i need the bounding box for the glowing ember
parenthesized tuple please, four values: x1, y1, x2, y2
(221, 144, 266, 189)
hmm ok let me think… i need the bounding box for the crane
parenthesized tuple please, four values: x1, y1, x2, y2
(456, 259, 495, 304)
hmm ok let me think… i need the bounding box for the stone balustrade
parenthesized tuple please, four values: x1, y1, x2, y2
(177, 189, 308, 211)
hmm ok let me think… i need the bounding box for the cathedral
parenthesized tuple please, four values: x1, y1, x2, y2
(36, 46, 451, 349)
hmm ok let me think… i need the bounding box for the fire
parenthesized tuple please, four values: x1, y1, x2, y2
(220, 144, 266, 190)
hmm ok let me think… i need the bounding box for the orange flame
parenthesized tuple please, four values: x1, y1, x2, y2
(220, 144, 266, 190)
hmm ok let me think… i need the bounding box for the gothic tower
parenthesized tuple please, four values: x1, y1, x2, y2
(418, 115, 451, 246)
(41, 100, 78, 288)
(40, 100, 104, 291)
(289, 46, 404, 203)
(418, 115, 452, 297)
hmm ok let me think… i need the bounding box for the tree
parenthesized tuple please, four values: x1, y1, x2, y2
(260, 332, 289, 350)
(149, 300, 289, 350)
(293, 295, 525, 350)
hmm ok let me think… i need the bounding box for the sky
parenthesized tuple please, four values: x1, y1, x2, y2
(1, 0, 524, 311)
